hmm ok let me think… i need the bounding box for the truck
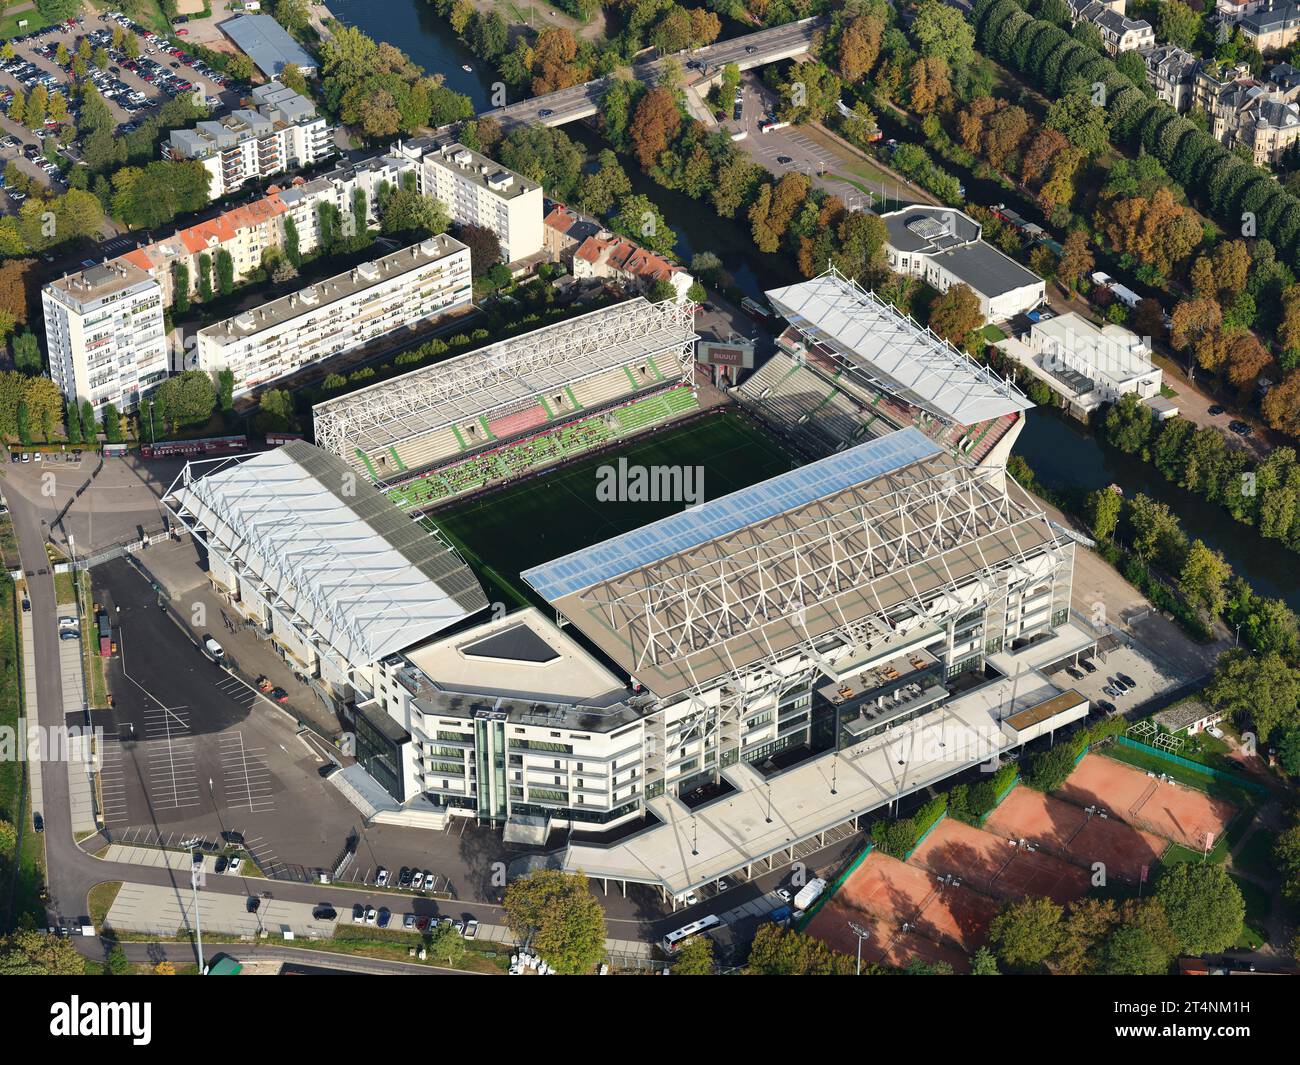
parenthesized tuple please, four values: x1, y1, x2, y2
(793, 877, 827, 912)
(1090, 271, 1143, 310)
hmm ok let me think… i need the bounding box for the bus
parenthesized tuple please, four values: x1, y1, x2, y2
(661, 913, 722, 954)
(138, 435, 248, 459)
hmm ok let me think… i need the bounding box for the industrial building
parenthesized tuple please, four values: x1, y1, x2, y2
(220, 14, 318, 77)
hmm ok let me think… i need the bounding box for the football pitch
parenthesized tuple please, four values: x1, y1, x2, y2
(431, 411, 798, 608)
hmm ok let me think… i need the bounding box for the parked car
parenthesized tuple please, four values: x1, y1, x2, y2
(269, 687, 289, 703)
(375, 867, 389, 887)
(227, 857, 243, 875)
(312, 905, 337, 921)
(365, 907, 377, 924)
(1080, 658, 1097, 674)
(377, 907, 391, 928)
(398, 866, 413, 888)
(403, 912, 416, 929)
(352, 904, 364, 923)
(1116, 673, 1137, 689)
(32, 812, 43, 833)
(1208, 404, 1225, 416)
(58, 615, 77, 629)
(1065, 667, 1084, 680)
(246, 896, 260, 913)
(776, 888, 792, 903)
(1110, 676, 1130, 694)
(1103, 684, 1121, 698)
(411, 871, 424, 889)
(464, 918, 479, 940)
(59, 630, 79, 641)
(203, 636, 224, 659)
(1097, 700, 1118, 716)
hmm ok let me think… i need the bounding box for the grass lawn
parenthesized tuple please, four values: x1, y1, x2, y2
(0, 11, 56, 41)
(1229, 826, 1277, 881)
(433, 411, 797, 608)
(54, 571, 76, 604)
(88, 881, 123, 929)
(1102, 744, 1257, 808)
(1228, 873, 1270, 949)
(77, 571, 108, 709)
(982, 324, 1008, 343)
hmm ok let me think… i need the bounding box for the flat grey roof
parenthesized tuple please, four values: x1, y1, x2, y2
(933, 242, 1044, 299)
(220, 14, 318, 76)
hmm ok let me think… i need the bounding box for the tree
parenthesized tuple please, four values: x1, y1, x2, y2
(1055, 229, 1094, 293)
(1158, 0, 1202, 49)
(1179, 539, 1231, 618)
(283, 216, 301, 268)
(577, 149, 632, 217)
(102, 403, 122, 444)
(1154, 864, 1245, 955)
(913, 0, 976, 69)
(1084, 487, 1122, 541)
(105, 943, 131, 975)
(11, 332, 40, 375)
(928, 283, 984, 348)
(15, 400, 30, 446)
(838, 13, 885, 82)
(0, 931, 86, 975)
(1206, 648, 1300, 741)
(217, 369, 235, 414)
(255, 389, 298, 433)
(612, 193, 677, 257)
(970, 946, 1001, 974)
(672, 934, 715, 974)
(156, 370, 216, 429)
(173, 262, 190, 315)
(426, 922, 466, 966)
(988, 897, 1063, 970)
(379, 189, 450, 238)
(198, 253, 213, 302)
(455, 223, 502, 277)
(746, 923, 856, 974)
(1045, 88, 1110, 156)
(629, 86, 681, 172)
(497, 125, 585, 202)
(215, 249, 234, 297)
(501, 870, 605, 975)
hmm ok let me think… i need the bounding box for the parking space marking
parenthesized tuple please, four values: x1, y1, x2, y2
(97, 739, 131, 825)
(143, 704, 201, 810)
(220, 731, 275, 814)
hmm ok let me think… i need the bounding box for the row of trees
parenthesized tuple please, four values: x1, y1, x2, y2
(1098, 393, 1300, 556)
(988, 864, 1245, 974)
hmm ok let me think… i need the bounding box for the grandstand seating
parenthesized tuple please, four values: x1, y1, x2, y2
(386, 387, 700, 512)
(490, 404, 549, 440)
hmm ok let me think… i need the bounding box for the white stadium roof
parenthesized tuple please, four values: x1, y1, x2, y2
(166, 441, 488, 667)
(311, 297, 697, 464)
(765, 268, 1032, 426)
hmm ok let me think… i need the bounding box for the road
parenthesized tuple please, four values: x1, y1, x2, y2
(72, 937, 470, 975)
(480, 16, 825, 130)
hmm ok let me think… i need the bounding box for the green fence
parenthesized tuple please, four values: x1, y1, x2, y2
(796, 842, 875, 930)
(1114, 736, 1268, 796)
(903, 810, 947, 860)
(977, 774, 1021, 825)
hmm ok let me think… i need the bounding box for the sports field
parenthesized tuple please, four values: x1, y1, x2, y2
(1057, 753, 1237, 853)
(431, 411, 798, 608)
(983, 784, 1167, 883)
(908, 816, 1091, 905)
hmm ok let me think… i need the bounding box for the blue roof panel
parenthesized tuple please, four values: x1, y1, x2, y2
(521, 427, 941, 600)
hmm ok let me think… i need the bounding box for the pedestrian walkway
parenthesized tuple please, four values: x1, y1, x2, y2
(106, 881, 335, 939)
(19, 609, 44, 817)
(473, 920, 654, 962)
(103, 843, 225, 875)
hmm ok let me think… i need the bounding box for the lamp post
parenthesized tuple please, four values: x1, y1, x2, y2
(180, 835, 205, 974)
(848, 920, 870, 976)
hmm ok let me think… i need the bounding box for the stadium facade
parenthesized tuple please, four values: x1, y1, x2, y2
(168, 278, 1098, 892)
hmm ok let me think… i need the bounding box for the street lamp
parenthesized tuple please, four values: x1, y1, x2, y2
(180, 835, 205, 974)
(848, 920, 870, 976)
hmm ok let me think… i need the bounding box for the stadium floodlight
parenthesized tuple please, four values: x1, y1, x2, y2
(847, 920, 871, 976)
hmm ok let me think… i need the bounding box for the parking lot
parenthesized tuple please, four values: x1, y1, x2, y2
(1044, 637, 1180, 717)
(0, 10, 238, 197)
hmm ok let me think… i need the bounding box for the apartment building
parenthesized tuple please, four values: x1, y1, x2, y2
(164, 83, 333, 200)
(195, 235, 471, 396)
(42, 260, 167, 416)
(407, 140, 543, 263)
(1144, 45, 1200, 112)
(1218, 0, 1271, 21)
(1240, 1, 1300, 51)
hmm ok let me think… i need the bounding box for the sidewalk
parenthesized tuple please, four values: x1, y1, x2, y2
(56, 590, 98, 838)
(19, 608, 43, 822)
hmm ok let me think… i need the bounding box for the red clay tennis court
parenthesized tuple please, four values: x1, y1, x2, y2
(805, 897, 973, 973)
(908, 816, 1091, 905)
(983, 785, 1167, 883)
(818, 850, 998, 952)
(1057, 753, 1237, 851)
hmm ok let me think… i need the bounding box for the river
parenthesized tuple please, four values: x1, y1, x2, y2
(342, 0, 1300, 611)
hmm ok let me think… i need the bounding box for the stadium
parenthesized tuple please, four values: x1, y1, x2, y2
(167, 271, 1103, 896)
(737, 267, 1031, 469)
(311, 297, 701, 511)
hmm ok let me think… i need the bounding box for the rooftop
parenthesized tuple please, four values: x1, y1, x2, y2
(424, 142, 539, 199)
(166, 440, 488, 667)
(765, 268, 1033, 425)
(522, 427, 1061, 698)
(47, 259, 155, 306)
(220, 14, 318, 76)
(197, 235, 467, 342)
(1032, 312, 1156, 386)
(1153, 700, 1222, 733)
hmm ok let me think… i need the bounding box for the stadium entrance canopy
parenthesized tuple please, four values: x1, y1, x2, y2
(522, 427, 1059, 699)
(765, 267, 1032, 427)
(165, 440, 488, 668)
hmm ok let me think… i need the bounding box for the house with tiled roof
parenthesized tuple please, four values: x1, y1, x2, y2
(543, 201, 694, 302)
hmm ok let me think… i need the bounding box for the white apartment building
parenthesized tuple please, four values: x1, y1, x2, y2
(42, 260, 168, 415)
(165, 83, 333, 200)
(408, 141, 544, 263)
(195, 234, 471, 396)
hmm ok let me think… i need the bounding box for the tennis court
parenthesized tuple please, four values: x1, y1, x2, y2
(817, 850, 999, 952)
(805, 898, 974, 973)
(1057, 753, 1237, 852)
(984, 784, 1167, 883)
(908, 817, 1091, 905)
(432, 411, 796, 606)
